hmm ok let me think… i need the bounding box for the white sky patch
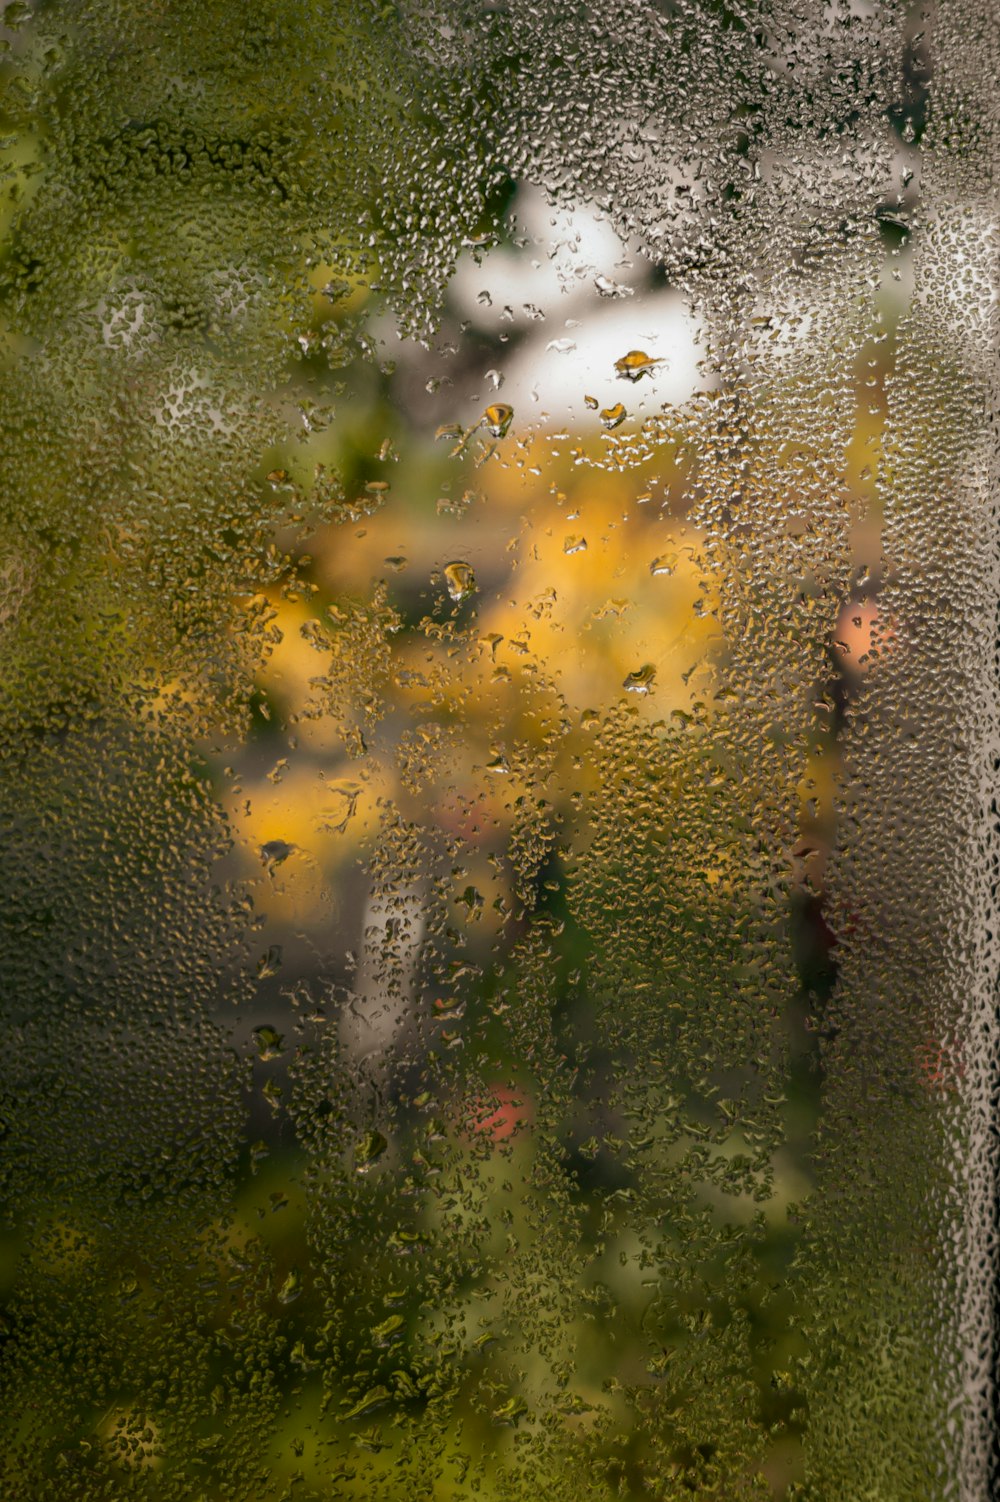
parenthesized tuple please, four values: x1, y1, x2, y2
(450, 186, 707, 428)
(495, 292, 705, 428)
(450, 184, 641, 328)
(369, 184, 708, 436)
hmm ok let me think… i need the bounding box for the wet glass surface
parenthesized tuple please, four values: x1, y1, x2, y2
(0, 3, 997, 1497)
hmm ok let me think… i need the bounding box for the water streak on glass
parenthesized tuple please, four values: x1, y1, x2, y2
(0, 2, 997, 1498)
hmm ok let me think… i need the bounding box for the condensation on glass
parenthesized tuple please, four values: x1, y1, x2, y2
(0, 2, 997, 1498)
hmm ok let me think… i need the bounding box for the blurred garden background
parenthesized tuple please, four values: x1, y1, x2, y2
(1, 2, 996, 1499)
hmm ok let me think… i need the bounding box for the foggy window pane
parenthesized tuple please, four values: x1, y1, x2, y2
(0, 3, 996, 1498)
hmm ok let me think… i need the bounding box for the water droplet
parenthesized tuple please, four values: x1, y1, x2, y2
(256, 946, 283, 980)
(584, 394, 599, 410)
(563, 535, 587, 555)
(600, 403, 627, 430)
(623, 663, 657, 694)
(437, 488, 478, 516)
(546, 338, 576, 353)
(365, 479, 389, 495)
(614, 349, 661, 381)
(491, 1395, 528, 1426)
(260, 839, 295, 868)
(456, 885, 483, 917)
(484, 368, 503, 390)
(345, 1385, 391, 1420)
(355, 1129, 388, 1172)
(289, 1341, 315, 1372)
(485, 750, 510, 774)
(277, 1267, 303, 1304)
(444, 561, 476, 602)
(649, 555, 674, 576)
(558, 1393, 594, 1415)
(594, 274, 634, 298)
(372, 1314, 405, 1345)
(354, 1425, 389, 1453)
(388, 1227, 426, 1253)
(253, 1024, 284, 1060)
(383, 555, 407, 572)
(482, 402, 513, 438)
(318, 783, 361, 835)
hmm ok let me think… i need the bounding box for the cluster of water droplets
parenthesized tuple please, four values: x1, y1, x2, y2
(0, 1, 997, 1499)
